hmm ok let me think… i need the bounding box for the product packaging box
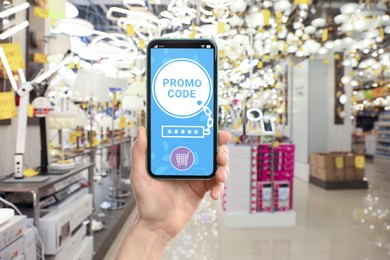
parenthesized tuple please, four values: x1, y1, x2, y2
(310, 166, 344, 181)
(274, 181, 292, 211)
(0, 236, 24, 260)
(39, 194, 93, 255)
(257, 182, 272, 212)
(331, 152, 354, 167)
(354, 169, 365, 180)
(23, 228, 36, 260)
(0, 215, 27, 251)
(310, 153, 336, 168)
(46, 224, 86, 260)
(344, 168, 354, 181)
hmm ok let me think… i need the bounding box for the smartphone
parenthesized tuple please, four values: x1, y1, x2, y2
(146, 39, 218, 179)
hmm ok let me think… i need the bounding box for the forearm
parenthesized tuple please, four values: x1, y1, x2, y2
(116, 219, 171, 260)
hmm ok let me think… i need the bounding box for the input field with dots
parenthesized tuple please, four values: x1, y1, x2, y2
(162, 126, 204, 138)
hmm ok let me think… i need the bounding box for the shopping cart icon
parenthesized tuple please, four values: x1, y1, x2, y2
(176, 152, 190, 166)
(171, 147, 194, 171)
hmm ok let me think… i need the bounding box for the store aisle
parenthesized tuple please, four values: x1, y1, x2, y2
(162, 161, 390, 260)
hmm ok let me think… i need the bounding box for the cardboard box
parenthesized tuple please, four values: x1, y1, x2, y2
(311, 166, 344, 181)
(0, 215, 27, 251)
(345, 168, 354, 181)
(310, 153, 335, 168)
(331, 152, 354, 167)
(354, 169, 365, 181)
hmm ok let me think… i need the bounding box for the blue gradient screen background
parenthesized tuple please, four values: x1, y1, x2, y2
(150, 48, 215, 176)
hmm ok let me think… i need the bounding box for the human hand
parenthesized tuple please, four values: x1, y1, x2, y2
(131, 126, 230, 238)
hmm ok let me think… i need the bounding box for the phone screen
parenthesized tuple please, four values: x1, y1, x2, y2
(147, 39, 217, 179)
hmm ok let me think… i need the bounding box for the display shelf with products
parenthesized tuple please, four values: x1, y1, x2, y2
(375, 111, 390, 163)
(0, 163, 94, 229)
(222, 142, 296, 228)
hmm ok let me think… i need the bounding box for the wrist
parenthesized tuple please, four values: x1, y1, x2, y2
(136, 218, 173, 246)
(116, 218, 172, 260)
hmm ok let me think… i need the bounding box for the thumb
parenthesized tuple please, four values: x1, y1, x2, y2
(131, 126, 147, 177)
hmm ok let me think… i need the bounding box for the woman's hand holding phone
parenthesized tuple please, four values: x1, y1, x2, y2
(116, 127, 231, 260)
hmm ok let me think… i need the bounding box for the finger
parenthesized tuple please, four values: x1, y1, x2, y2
(218, 130, 231, 146)
(131, 127, 147, 178)
(210, 182, 224, 200)
(215, 165, 229, 183)
(216, 145, 229, 166)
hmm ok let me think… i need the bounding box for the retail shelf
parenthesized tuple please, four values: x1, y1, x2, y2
(377, 122, 390, 126)
(222, 211, 296, 228)
(309, 176, 368, 190)
(377, 139, 390, 143)
(51, 137, 132, 162)
(374, 156, 390, 164)
(376, 146, 390, 151)
(378, 131, 390, 134)
(375, 154, 390, 159)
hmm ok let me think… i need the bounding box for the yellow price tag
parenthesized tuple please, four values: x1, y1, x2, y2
(257, 61, 263, 69)
(139, 39, 146, 49)
(355, 155, 365, 169)
(75, 130, 82, 137)
(189, 23, 196, 38)
(334, 53, 341, 60)
(119, 116, 126, 129)
(28, 104, 34, 117)
(262, 9, 271, 26)
(69, 132, 77, 144)
(277, 25, 283, 33)
(335, 156, 344, 169)
(0, 43, 25, 71)
(379, 28, 384, 39)
(33, 53, 48, 63)
(127, 24, 135, 36)
(23, 168, 39, 177)
(34, 6, 49, 18)
(294, 0, 310, 4)
(322, 28, 328, 42)
(0, 92, 17, 120)
(217, 22, 225, 34)
(323, 59, 330, 64)
(275, 12, 282, 23)
(128, 120, 134, 128)
(273, 141, 280, 148)
(262, 55, 270, 62)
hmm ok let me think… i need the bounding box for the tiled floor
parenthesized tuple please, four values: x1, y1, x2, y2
(106, 161, 390, 259)
(159, 161, 390, 260)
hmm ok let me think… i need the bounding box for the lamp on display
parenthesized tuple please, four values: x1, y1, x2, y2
(47, 111, 78, 171)
(73, 70, 129, 209)
(0, 47, 74, 179)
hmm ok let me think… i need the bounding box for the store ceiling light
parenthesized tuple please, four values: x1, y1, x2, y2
(274, 0, 291, 13)
(0, 20, 29, 40)
(66, 2, 79, 18)
(311, 18, 326, 28)
(334, 14, 347, 24)
(340, 3, 359, 15)
(0, 2, 29, 19)
(229, 0, 247, 13)
(55, 18, 94, 37)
